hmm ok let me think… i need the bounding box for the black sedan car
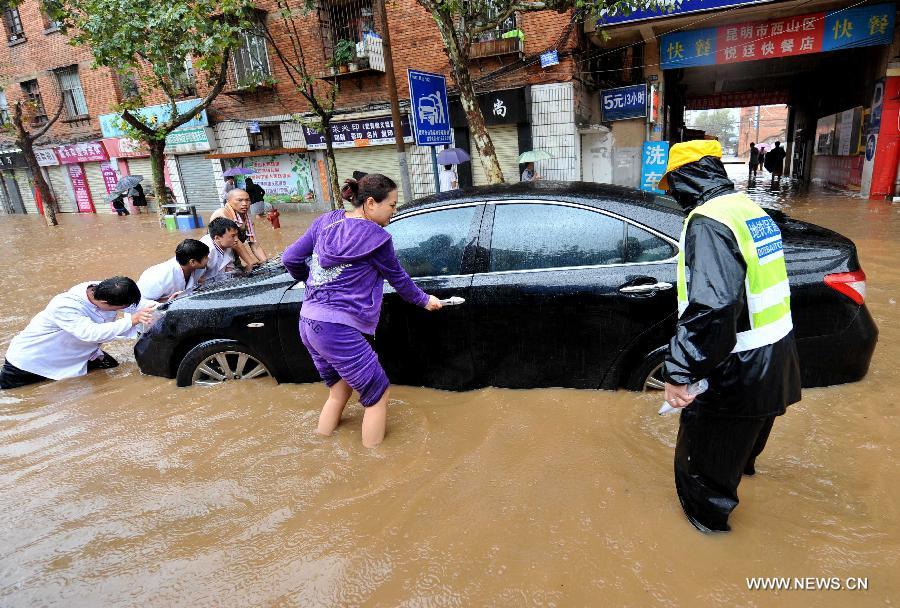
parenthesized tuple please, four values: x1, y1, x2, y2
(135, 182, 877, 392)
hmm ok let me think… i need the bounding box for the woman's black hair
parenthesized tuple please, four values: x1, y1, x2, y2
(93, 276, 141, 307)
(348, 173, 397, 208)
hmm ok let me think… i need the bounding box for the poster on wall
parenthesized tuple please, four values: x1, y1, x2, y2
(228, 154, 315, 204)
(67, 164, 96, 213)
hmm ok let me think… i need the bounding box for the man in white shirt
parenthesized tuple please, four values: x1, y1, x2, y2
(199, 217, 241, 283)
(1, 277, 156, 389)
(138, 239, 210, 303)
(439, 165, 458, 192)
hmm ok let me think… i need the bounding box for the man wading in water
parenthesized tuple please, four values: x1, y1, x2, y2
(657, 140, 801, 533)
(282, 174, 443, 448)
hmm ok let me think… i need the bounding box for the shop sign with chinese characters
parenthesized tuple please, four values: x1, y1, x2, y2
(302, 115, 413, 149)
(640, 141, 669, 194)
(601, 84, 647, 122)
(660, 3, 895, 70)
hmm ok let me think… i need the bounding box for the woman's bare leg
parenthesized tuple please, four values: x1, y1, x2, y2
(361, 389, 389, 448)
(317, 380, 352, 436)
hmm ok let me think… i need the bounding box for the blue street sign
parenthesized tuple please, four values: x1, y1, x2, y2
(598, 0, 773, 26)
(407, 69, 452, 146)
(641, 141, 669, 194)
(601, 84, 647, 122)
(540, 50, 559, 68)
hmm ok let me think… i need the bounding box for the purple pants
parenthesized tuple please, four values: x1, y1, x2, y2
(298, 317, 389, 407)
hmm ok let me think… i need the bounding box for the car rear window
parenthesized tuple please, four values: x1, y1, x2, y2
(490, 203, 625, 272)
(387, 206, 478, 277)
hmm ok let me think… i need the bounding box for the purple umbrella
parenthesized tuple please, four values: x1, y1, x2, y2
(436, 148, 470, 165)
(223, 167, 254, 177)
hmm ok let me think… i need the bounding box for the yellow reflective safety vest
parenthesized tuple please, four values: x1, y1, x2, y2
(677, 192, 793, 353)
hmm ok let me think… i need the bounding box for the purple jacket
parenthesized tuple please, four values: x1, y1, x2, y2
(282, 210, 429, 334)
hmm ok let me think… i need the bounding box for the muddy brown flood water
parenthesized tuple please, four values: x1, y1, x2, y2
(1, 177, 898, 607)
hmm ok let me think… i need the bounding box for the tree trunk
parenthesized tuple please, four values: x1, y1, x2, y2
(148, 139, 168, 226)
(21, 137, 58, 227)
(434, 17, 504, 184)
(322, 117, 343, 210)
(11, 107, 58, 226)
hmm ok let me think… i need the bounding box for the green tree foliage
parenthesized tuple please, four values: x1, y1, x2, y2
(41, 0, 256, 223)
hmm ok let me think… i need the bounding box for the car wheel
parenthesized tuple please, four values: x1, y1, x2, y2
(625, 346, 668, 392)
(176, 339, 271, 387)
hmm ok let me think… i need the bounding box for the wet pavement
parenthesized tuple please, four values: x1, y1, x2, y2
(1, 175, 898, 607)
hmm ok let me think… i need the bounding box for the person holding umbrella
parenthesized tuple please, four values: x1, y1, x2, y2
(130, 183, 148, 214)
(436, 148, 469, 191)
(519, 150, 551, 182)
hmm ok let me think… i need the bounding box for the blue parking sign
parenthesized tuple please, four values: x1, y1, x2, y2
(641, 141, 669, 194)
(407, 69, 452, 146)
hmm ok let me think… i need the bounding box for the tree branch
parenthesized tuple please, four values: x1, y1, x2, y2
(165, 47, 232, 133)
(31, 96, 65, 141)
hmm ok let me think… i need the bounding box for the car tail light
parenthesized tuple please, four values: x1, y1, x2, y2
(824, 269, 866, 305)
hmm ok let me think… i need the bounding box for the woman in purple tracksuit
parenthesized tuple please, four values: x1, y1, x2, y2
(282, 174, 442, 448)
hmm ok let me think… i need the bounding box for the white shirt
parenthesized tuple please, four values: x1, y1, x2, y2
(5, 282, 151, 380)
(199, 234, 235, 283)
(137, 258, 200, 303)
(439, 169, 458, 192)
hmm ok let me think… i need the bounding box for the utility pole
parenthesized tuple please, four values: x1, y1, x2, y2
(377, 0, 413, 203)
(755, 105, 761, 145)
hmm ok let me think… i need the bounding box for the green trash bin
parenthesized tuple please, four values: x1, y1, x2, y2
(163, 215, 177, 230)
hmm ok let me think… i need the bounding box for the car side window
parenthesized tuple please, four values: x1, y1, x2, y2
(490, 203, 625, 272)
(386, 206, 478, 277)
(624, 224, 676, 263)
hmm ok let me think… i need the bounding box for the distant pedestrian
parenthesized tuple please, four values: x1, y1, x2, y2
(765, 141, 787, 182)
(521, 162, 541, 182)
(221, 176, 236, 205)
(282, 173, 444, 448)
(264, 202, 281, 230)
(245, 177, 266, 217)
(130, 183, 148, 214)
(757, 147, 767, 173)
(439, 165, 458, 192)
(111, 193, 130, 216)
(748, 142, 759, 179)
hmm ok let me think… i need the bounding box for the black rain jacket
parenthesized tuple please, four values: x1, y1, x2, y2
(662, 157, 801, 418)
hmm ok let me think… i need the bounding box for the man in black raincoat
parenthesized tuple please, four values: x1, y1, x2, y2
(658, 140, 801, 533)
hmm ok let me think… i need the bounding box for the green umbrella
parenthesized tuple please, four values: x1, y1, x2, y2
(518, 150, 552, 163)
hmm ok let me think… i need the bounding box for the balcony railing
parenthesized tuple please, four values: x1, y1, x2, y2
(470, 34, 524, 59)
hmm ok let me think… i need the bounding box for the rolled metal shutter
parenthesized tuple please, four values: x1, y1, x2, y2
(334, 145, 408, 205)
(12, 169, 37, 214)
(48, 166, 77, 213)
(472, 125, 520, 186)
(83, 162, 110, 214)
(175, 153, 219, 212)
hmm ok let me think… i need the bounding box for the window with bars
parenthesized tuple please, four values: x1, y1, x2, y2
(0, 91, 9, 126)
(249, 125, 283, 151)
(233, 18, 272, 88)
(474, 2, 518, 43)
(318, 0, 378, 65)
(20, 80, 48, 125)
(56, 66, 89, 118)
(3, 7, 25, 42)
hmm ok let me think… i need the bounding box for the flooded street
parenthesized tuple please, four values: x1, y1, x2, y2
(1, 177, 898, 607)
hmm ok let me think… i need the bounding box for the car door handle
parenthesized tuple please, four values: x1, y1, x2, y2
(619, 281, 673, 294)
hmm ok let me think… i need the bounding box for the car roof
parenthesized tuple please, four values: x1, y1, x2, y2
(396, 181, 686, 237)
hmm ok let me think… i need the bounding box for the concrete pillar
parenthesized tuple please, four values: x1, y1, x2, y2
(868, 64, 900, 199)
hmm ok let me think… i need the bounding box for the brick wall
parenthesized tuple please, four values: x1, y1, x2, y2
(0, 0, 120, 145)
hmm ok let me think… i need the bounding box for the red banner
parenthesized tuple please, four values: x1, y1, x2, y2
(56, 142, 108, 165)
(716, 14, 825, 64)
(67, 164, 96, 213)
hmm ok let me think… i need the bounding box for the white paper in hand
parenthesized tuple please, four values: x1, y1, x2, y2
(659, 379, 708, 416)
(439, 297, 466, 306)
